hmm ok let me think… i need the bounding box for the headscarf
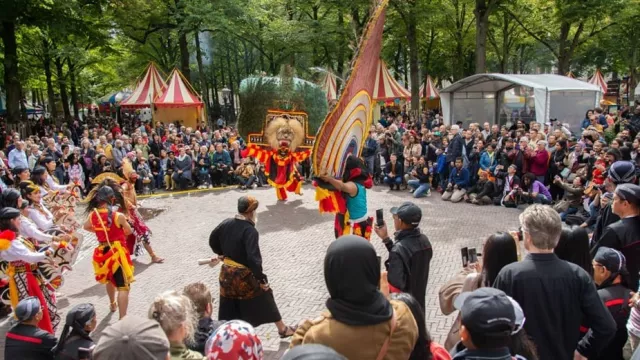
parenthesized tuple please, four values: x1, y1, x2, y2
(14, 296, 41, 322)
(341, 155, 372, 189)
(53, 303, 96, 356)
(204, 320, 263, 360)
(282, 345, 346, 360)
(324, 235, 392, 326)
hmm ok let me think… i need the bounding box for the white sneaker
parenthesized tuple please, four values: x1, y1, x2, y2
(251, 184, 257, 189)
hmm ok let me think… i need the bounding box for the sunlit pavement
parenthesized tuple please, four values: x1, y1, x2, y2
(0, 184, 521, 358)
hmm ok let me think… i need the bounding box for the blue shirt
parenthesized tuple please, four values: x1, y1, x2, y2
(8, 149, 28, 169)
(346, 183, 367, 220)
(449, 167, 470, 189)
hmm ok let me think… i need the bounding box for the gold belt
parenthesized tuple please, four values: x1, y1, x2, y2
(10, 263, 37, 272)
(223, 258, 246, 268)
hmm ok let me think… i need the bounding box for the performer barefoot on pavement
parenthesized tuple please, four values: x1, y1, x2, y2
(317, 155, 373, 240)
(208, 195, 297, 338)
(83, 184, 135, 319)
(120, 158, 164, 263)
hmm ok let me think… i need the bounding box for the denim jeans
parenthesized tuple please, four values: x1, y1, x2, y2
(407, 180, 430, 198)
(384, 176, 402, 186)
(532, 193, 551, 205)
(560, 207, 578, 221)
(364, 156, 375, 174)
(239, 175, 256, 187)
(153, 170, 164, 189)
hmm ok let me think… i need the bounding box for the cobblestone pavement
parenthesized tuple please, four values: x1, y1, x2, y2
(0, 184, 521, 359)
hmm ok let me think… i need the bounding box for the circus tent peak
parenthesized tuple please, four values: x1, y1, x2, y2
(588, 69, 607, 94)
(155, 69, 203, 107)
(321, 71, 337, 102)
(121, 63, 167, 108)
(419, 75, 440, 99)
(373, 60, 411, 101)
(565, 71, 575, 79)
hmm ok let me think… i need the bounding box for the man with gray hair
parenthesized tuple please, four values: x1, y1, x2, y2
(494, 204, 616, 360)
(446, 125, 463, 168)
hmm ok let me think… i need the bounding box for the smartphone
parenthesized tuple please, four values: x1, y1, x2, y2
(461, 247, 469, 267)
(376, 209, 384, 227)
(468, 248, 478, 264)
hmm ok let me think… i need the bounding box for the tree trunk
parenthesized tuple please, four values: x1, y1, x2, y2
(68, 58, 79, 119)
(336, 9, 345, 90)
(407, 13, 420, 113)
(42, 40, 58, 118)
(394, 42, 402, 80)
(194, 32, 210, 120)
(234, 42, 242, 88)
(226, 43, 236, 122)
(54, 57, 71, 122)
(474, 0, 489, 74)
(403, 46, 408, 86)
(178, 32, 191, 80)
(1, 21, 21, 124)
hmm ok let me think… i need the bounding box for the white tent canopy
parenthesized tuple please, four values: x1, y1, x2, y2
(441, 74, 601, 133)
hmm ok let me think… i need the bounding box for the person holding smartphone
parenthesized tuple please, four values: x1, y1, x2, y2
(374, 202, 432, 311)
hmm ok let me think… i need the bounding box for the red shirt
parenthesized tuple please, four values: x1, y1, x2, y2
(90, 209, 126, 243)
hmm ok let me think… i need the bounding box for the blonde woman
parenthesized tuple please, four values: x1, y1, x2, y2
(149, 291, 205, 360)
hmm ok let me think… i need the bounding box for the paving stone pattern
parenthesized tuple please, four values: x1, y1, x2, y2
(0, 185, 521, 359)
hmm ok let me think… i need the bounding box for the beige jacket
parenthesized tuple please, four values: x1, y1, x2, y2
(438, 269, 480, 349)
(290, 300, 418, 360)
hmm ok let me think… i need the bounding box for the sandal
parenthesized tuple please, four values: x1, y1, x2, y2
(278, 325, 297, 339)
(109, 301, 117, 313)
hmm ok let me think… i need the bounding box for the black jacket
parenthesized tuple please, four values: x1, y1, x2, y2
(187, 317, 225, 354)
(593, 216, 640, 290)
(384, 161, 404, 179)
(580, 283, 631, 360)
(5, 323, 57, 360)
(414, 164, 430, 183)
(446, 134, 463, 163)
(468, 179, 496, 199)
(494, 253, 616, 360)
(384, 228, 432, 311)
(209, 217, 265, 281)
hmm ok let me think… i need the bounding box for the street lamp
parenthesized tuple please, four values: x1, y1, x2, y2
(222, 87, 231, 105)
(221, 87, 234, 125)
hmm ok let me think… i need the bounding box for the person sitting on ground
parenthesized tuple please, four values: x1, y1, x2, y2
(586, 247, 632, 360)
(520, 172, 552, 205)
(149, 290, 205, 360)
(204, 320, 263, 360)
(442, 157, 470, 203)
(383, 153, 404, 190)
(92, 315, 170, 360)
(391, 293, 451, 360)
(449, 288, 525, 360)
(172, 146, 192, 191)
(164, 151, 177, 190)
(183, 282, 225, 354)
(136, 157, 153, 190)
(290, 235, 418, 359)
(4, 297, 58, 360)
(552, 175, 586, 220)
(235, 158, 257, 190)
(464, 170, 496, 205)
(53, 303, 97, 360)
(195, 146, 211, 189)
(407, 156, 431, 198)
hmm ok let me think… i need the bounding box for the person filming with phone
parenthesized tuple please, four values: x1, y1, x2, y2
(374, 202, 432, 311)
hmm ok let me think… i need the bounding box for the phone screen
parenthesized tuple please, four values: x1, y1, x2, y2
(461, 247, 469, 267)
(376, 209, 384, 227)
(468, 248, 477, 264)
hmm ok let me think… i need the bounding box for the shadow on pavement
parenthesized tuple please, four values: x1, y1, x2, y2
(259, 199, 330, 235)
(264, 341, 290, 359)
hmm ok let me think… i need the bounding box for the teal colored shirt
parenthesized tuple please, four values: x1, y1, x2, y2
(346, 183, 367, 219)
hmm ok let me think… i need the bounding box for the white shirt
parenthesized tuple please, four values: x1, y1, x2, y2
(27, 204, 55, 231)
(46, 174, 67, 193)
(0, 238, 46, 263)
(19, 215, 53, 245)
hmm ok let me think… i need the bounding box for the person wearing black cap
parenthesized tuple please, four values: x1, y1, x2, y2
(449, 288, 517, 360)
(0, 207, 61, 333)
(374, 201, 432, 311)
(585, 247, 632, 360)
(4, 296, 58, 360)
(591, 160, 637, 253)
(594, 183, 640, 290)
(209, 195, 296, 338)
(52, 303, 97, 360)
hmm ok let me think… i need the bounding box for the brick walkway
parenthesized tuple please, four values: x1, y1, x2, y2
(0, 185, 521, 359)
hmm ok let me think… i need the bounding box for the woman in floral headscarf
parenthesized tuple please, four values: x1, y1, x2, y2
(205, 320, 263, 360)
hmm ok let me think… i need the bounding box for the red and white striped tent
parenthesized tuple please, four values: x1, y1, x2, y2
(120, 63, 167, 108)
(154, 69, 204, 128)
(372, 60, 411, 101)
(419, 75, 440, 99)
(588, 69, 607, 94)
(321, 71, 338, 102)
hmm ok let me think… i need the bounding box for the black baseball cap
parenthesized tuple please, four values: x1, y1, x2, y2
(390, 202, 421, 226)
(454, 287, 515, 336)
(594, 246, 627, 274)
(615, 183, 640, 206)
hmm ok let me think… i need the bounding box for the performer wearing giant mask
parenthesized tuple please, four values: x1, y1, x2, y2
(83, 183, 135, 319)
(243, 115, 310, 201)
